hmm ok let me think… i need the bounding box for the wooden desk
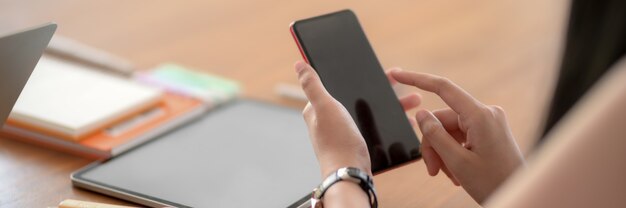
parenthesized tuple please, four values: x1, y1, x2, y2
(0, 1, 568, 207)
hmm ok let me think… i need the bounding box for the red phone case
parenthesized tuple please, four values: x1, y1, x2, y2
(289, 22, 311, 64)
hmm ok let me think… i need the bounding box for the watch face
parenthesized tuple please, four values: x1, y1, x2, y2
(346, 167, 359, 176)
(338, 167, 350, 177)
(344, 167, 371, 184)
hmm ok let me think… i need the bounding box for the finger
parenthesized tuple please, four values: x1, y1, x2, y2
(295, 61, 333, 106)
(391, 70, 484, 117)
(432, 108, 461, 132)
(432, 108, 467, 149)
(419, 118, 444, 177)
(441, 164, 461, 186)
(419, 126, 436, 175)
(385, 67, 401, 86)
(421, 138, 442, 176)
(399, 93, 422, 111)
(416, 110, 470, 167)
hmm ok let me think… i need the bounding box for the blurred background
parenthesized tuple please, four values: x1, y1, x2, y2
(0, 0, 569, 207)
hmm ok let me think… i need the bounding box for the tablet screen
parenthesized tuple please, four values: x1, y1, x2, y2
(73, 100, 320, 207)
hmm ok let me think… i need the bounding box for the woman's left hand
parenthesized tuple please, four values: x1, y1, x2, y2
(294, 61, 422, 177)
(294, 61, 422, 207)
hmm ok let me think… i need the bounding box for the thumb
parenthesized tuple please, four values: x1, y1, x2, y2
(416, 110, 469, 168)
(295, 61, 333, 106)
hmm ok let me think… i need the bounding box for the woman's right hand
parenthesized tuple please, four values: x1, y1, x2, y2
(390, 69, 525, 203)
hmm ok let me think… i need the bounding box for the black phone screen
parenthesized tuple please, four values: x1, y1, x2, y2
(292, 10, 421, 172)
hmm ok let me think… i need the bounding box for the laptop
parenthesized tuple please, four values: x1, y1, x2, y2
(0, 23, 56, 126)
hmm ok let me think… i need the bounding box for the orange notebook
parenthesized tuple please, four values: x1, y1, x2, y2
(1, 93, 206, 159)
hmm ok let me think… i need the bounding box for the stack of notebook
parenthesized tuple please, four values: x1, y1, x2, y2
(1, 55, 239, 159)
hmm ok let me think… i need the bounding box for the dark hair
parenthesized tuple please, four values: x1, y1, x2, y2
(541, 0, 626, 143)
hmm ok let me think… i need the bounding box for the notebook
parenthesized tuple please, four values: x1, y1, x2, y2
(8, 56, 163, 140)
(2, 93, 206, 159)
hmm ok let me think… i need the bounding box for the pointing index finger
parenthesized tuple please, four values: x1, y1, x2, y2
(391, 70, 484, 117)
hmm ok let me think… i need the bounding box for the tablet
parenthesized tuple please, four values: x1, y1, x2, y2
(72, 100, 320, 207)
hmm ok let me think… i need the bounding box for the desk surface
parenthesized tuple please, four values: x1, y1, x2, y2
(0, 1, 567, 207)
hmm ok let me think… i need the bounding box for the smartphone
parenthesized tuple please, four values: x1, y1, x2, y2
(290, 9, 421, 173)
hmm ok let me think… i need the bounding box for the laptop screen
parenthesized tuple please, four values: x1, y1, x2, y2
(0, 23, 56, 126)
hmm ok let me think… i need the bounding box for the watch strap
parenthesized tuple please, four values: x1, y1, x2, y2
(311, 167, 378, 208)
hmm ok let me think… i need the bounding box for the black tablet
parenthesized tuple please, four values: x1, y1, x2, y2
(72, 100, 320, 207)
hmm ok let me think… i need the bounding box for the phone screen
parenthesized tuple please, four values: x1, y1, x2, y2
(291, 10, 421, 172)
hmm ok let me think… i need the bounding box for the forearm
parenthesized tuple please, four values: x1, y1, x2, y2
(322, 181, 371, 208)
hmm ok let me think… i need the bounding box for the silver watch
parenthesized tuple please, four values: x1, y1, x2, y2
(310, 167, 378, 208)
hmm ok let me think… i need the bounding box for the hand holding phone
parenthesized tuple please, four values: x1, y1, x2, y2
(291, 10, 526, 205)
(290, 10, 421, 173)
(295, 61, 374, 178)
